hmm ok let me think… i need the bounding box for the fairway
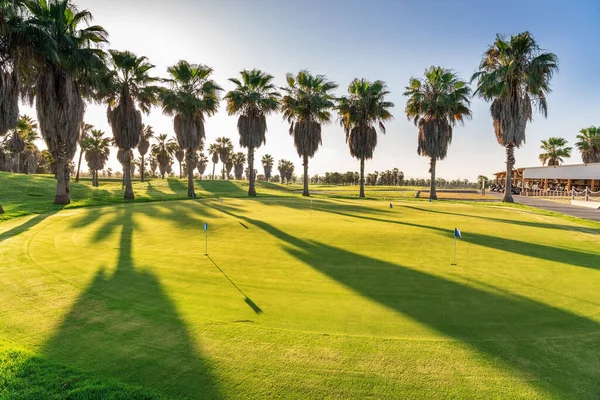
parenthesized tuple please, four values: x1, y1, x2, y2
(2, 197, 600, 399)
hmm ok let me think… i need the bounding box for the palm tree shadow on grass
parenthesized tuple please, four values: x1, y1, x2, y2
(197, 180, 246, 197)
(307, 205, 600, 271)
(41, 205, 222, 399)
(0, 212, 58, 243)
(223, 208, 600, 398)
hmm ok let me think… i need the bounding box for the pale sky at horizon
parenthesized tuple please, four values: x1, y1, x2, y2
(22, 0, 600, 180)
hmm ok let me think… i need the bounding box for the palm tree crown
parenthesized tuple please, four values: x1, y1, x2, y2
(575, 126, 600, 163)
(225, 69, 280, 196)
(337, 78, 393, 197)
(539, 137, 572, 166)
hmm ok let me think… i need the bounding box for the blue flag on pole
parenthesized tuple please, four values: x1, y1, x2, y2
(454, 228, 461, 238)
(389, 203, 393, 209)
(203, 223, 208, 231)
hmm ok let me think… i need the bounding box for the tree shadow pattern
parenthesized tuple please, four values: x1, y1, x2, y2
(221, 205, 600, 399)
(39, 204, 223, 399)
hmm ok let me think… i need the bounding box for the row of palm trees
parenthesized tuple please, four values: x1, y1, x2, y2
(0, 0, 561, 211)
(537, 127, 600, 166)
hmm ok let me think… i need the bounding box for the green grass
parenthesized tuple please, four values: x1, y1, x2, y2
(2, 173, 600, 398)
(0, 341, 162, 399)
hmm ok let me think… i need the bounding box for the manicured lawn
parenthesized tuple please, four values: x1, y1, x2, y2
(1, 173, 600, 398)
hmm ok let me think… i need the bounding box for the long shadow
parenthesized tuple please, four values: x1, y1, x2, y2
(223, 208, 600, 398)
(309, 205, 600, 271)
(401, 204, 600, 234)
(40, 205, 222, 399)
(0, 212, 57, 243)
(197, 180, 246, 197)
(166, 177, 188, 194)
(206, 256, 262, 314)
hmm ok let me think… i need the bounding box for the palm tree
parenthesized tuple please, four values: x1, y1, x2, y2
(225, 69, 281, 196)
(151, 133, 174, 179)
(105, 49, 160, 199)
(173, 143, 185, 178)
(138, 124, 154, 182)
(281, 70, 337, 196)
(338, 79, 394, 198)
(216, 136, 233, 180)
(8, 115, 38, 173)
(404, 66, 472, 200)
(232, 151, 246, 180)
(225, 150, 234, 179)
(75, 123, 93, 182)
(26, 0, 108, 204)
(160, 61, 221, 196)
(262, 154, 274, 181)
(81, 129, 111, 187)
(208, 142, 219, 179)
(575, 126, 600, 163)
(196, 152, 208, 179)
(539, 137, 571, 166)
(472, 31, 558, 202)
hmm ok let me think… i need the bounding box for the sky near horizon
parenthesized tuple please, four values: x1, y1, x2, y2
(22, 0, 600, 180)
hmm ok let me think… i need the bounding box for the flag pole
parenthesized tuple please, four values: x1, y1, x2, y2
(452, 228, 457, 265)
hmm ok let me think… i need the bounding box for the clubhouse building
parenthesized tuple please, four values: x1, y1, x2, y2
(494, 163, 600, 191)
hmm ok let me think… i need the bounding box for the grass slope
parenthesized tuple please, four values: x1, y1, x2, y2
(1, 193, 600, 399)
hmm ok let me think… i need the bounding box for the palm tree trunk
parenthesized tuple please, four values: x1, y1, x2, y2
(503, 145, 515, 203)
(123, 161, 134, 199)
(222, 163, 226, 180)
(359, 158, 365, 198)
(186, 150, 195, 198)
(212, 163, 216, 180)
(179, 162, 182, 179)
(54, 157, 70, 205)
(140, 155, 145, 182)
(429, 157, 437, 201)
(0, 203, 4, 214)
(302, 155, 310, 197)
(75, 149, 83, 182)
(248, 147, 256, 197)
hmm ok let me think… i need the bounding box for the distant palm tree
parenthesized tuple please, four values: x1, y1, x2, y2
(232, 151, 246, 180)
(281, 70, 337, 196)
(278, 159, 294, 184)
(216, 136, 234, 179)
(338, 79, 394, 198)
(225, 150, 234, 179)
(138, 124, 154, 182)
(404, 66, 472, 200)
(539, 137, 571, 166)
(8, 115, 38, 173)
(172, 143, 185, 178)
(81, 129, 111, 187)
(151, 133, 174, 179)
(472, 31, 558, 203)
(575, 126, 600, 163)
(196, 152, 208, 179)
(75, 123, 93, 182)
(225, 69, 281, 196)
(27, 0, 108, 204)
(105, 49, 160, 199)
(208, 142, 219, 179)
(160, 61, 221, 196)
(262, 154, 274, 181)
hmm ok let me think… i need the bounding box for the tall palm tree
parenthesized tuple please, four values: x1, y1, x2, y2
(81, 129, 111, 187)
(225, 69, 281, 196)
(105, 49, 160, 199)
(196, 152, 208, 179)
(172, 143, 184, 178)
(151, 133, 174, 179)
(208, 142, 219, 179)
(232, 151, 246, 180)
(539, 137, 571, 166)
(138, 124, 154, 182)
(225, 149, 234, 179)
(26, 0, 108, 204)
(472, 31, 558, 202)
(575, 126, 600, 163)
(404, 66, 472, 200)
(338, 79, 394, 198)
(216, 136, 233, 180)
(261, 154, 274, 181)
(75, 123, 93, 182)
(161, 61, 221, 196)
(281, 70, 337, 196)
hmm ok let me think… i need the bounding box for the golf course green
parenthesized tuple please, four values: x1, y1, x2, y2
(1, 177, 600, 399)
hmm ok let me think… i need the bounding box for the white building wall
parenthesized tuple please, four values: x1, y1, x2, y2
(523, 163, 600, 180)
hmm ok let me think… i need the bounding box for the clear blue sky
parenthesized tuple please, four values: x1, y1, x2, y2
(23, 0, 600, 179)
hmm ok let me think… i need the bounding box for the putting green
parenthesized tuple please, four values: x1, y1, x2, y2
(1, 198, 600, 399)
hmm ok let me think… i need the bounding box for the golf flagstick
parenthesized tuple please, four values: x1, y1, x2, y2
(204, 223, 208, 256)
(452, 227, 461, 265)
